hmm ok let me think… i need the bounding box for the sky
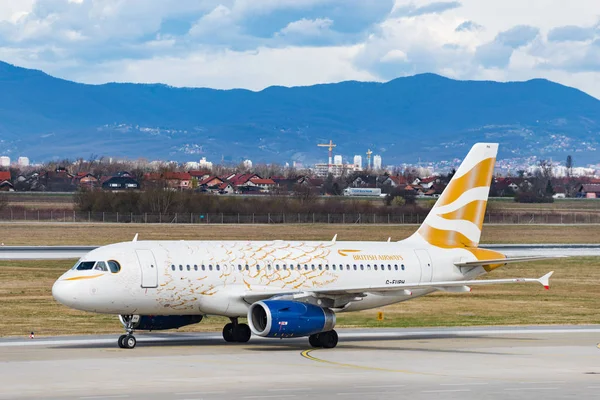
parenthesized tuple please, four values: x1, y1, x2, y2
(1, 0, 600, 98)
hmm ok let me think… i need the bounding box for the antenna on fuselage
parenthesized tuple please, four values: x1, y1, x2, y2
(132, 233, 139, 242)
(332, 234, 337, 243)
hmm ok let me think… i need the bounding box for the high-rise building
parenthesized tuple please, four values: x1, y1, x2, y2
(17, 157, 30, 167)
(243, 159, 253, 169)
(199, 157, 213, 169)
(353, 155, 362, 170)
(334, 155, 343, 165)
(0, 156, 10, 167)
(373, 155, 382, 170)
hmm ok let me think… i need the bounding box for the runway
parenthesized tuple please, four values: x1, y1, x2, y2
(2, 326, 599, 399)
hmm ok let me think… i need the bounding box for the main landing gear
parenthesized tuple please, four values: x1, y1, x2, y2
(309, 330, 338, 349)
(118, 315, 137, 349)
(222, 317, 251, 343)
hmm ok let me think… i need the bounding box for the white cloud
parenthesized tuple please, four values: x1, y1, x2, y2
(2, 0, 600, 98)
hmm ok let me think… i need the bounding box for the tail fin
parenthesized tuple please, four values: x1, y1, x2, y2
(413, 143, 498, 249)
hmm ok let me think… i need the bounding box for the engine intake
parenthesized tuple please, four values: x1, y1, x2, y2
(248, 300, 335, 338)
(119, 315, 202, 331)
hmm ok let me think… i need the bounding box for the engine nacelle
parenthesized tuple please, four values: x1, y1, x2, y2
(247, 300, 336, 338)
(119, 315, 202, 331)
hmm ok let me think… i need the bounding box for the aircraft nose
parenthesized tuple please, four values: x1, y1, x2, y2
(52, 279, 76, 308)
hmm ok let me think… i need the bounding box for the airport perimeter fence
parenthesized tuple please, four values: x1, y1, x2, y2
(0, 210, 600, 224)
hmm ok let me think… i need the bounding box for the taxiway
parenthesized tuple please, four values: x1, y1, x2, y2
(1, 326, 599, 399)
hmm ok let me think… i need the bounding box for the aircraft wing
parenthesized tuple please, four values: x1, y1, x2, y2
(242, 271, 554, 303)
(454, 255, 565, 268)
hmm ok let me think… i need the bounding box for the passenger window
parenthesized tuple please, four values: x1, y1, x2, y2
(360, 264, 364, 271)
(388, 265, 392, 270)
(374, 265, 378, 271)
(209, 265, 213, 271)
(283, 265, 287, 270)
(107, 261, 121, 273)
(311, 265, 315, 270)
(194, 265, 198, 271)
(401, 264, 405, 271)
(367, 264, 371, 271)
(186, 265, 191, 271)
(202, 265, 206, 271)
(394, 265, 399, 270)
(76, 261, 96, 271)
(346, 264, 350, 270)
(171, 265, 175, 271)
(332, 265, 336, 271)
(276, 264, 280, 270)
(353, 265, 357, 270)
(245, 265, 249, 271)
(304, 264, 308, 270)
(94, 261, 108, 271)
(216, 265, 220, 271)
(179, 265, 183, 271)
(256, 265, 260, 271)
(325, 265, 329, 270)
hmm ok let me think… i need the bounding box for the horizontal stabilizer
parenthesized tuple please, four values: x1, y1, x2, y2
(454, 255, 565, 268)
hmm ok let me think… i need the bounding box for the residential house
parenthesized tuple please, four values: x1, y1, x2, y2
(73, 172, 99, 189)
(247, 178, 276, 193)
(40, 168, 75, 191)
(102, 176, 140, 191)
(0, 170, 13, 191)
(578, 184, 600, 198)
(162, 172, 192, 190)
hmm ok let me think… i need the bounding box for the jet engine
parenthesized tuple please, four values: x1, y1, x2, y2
(119, 315, 203, 331)
(247, 300, 335, 338)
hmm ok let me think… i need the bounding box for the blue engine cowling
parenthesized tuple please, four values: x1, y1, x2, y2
(120, 315, 203, 331)
(247, 300, 336, 338)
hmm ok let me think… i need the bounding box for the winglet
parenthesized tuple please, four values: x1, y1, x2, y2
(133, 233, 139, 242)
(332, 234, 337, 243)
(539, 271, 554, 290)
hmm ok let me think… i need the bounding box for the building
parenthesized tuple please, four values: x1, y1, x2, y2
(0, 156, 9, 167)
(333, 155, 342, 165)
(199, 157, 213, 169)
(0, 170, 13, 191)
(102, 176, 140, 191)
(17, 157, 30, 167)
(353, 155, 362, 171)
(373, 155, 382, 171)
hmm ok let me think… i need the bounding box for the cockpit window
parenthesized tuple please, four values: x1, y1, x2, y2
(94, 261, 108, 271)
(76, 261, 96, 271)
(107, 261, 121, 273)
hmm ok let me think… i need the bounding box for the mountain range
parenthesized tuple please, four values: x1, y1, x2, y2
(1, 60, 599, 166)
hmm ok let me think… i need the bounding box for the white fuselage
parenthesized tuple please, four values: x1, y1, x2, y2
(52, 239, 487, 317)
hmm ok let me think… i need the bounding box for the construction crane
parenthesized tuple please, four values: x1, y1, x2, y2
(366, 149, 372, 170)
(318, 140, 337, 166)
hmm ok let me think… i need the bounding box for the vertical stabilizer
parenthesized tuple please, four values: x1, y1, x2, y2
(413, 143, 498, 248)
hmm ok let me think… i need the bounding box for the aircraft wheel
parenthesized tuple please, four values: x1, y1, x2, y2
(222, 323, 235, 342)
(234, 323, 251, 343)
(309, 333, 321, 348)
(124, 335, 137, 349)
(319, 330, 338, 349)
(118, 334, 128, 349)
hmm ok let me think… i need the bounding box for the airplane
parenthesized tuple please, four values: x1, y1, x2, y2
(52, 143, 557, 349)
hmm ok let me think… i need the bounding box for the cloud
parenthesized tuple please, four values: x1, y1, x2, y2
(547, 24, 596, 42)
(277, 17, 334, 37)
(496, 25, 539, 48)
(455, 20, 483, 32)
(393, 1, 462, 18)
(474, 25, 539, 68)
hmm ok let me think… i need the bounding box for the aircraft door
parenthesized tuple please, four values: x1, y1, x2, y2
(136, 249, 158, 288)
(415, 249, 433, 283)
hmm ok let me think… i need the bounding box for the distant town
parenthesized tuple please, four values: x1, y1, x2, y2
(1, 141, 600, 200)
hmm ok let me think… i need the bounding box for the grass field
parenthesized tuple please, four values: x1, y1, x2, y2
(1, 257, 598, 337)
(2, 222, 600, 245)
(1, 223, 599, 338)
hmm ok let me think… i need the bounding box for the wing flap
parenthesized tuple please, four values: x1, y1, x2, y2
(454, 256, 564, 267)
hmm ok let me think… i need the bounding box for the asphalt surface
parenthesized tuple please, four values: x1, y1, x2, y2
(1, 326, 599, 400)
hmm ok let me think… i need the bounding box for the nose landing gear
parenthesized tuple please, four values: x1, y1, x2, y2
(222, 317, 251, 343)
(118, 315, 138, 349)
